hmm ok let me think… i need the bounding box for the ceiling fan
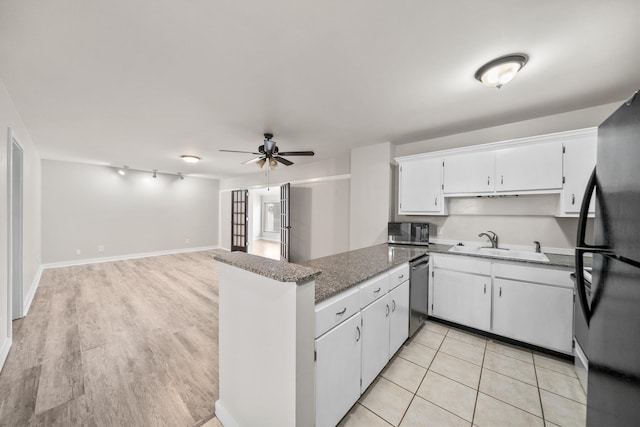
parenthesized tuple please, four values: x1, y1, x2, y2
(220, 133, 315, 168)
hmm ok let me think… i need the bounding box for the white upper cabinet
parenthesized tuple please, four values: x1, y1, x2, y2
(443, 151, 495, 195)
(560, 130, 597, 215)
(396, 128, 596, 214)
(495, 141, 563, 193)
(398, 157, 446, 215)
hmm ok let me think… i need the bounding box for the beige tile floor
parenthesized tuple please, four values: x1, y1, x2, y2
(340, 321, 586, 427)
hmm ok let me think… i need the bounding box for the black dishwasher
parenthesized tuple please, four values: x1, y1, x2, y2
(409, 255, 429, 337)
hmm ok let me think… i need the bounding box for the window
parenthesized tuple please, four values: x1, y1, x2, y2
(262, 201, 281, 233)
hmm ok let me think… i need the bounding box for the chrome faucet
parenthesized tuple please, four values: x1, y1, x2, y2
(534, 241, 541, 253)
(479, 231, 499, 249)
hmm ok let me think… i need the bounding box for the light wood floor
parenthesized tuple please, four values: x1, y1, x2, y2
(250, 239, 280, 260)
(0, 250, 227, 426)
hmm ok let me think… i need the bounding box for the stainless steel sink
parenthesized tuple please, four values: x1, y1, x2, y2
(448, 245, 550, 262)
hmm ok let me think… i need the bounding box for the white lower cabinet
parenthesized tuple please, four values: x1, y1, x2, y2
(431, 267, 491, 331)
(315, 312, 362, 427)
(361, 295, 390, 392)
(492, 267, 574, 353)
(430, 255, 574, 354)
(389, 281, 410, 356)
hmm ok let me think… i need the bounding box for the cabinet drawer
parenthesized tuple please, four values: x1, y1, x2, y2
(432, 254, 491, 275)
(388, 263, 410, 289)
(359, 274, 390, 309)
(493, 262, 573, 288)
(315, 288, 361, 338)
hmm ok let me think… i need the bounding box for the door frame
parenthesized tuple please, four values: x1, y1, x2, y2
(280, 183, 291, 262)
(7, 128, 24, 326)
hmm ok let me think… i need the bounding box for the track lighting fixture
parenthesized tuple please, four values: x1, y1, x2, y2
(177, 172, 184, 180)
(152, 169, 158, 178)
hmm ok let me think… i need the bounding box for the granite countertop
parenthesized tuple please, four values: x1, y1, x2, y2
(428, 244, 585, 269)
(215, 251, 321, 284)
(302, 244, 429, 303)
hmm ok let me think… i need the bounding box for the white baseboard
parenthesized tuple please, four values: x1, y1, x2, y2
(22, 265, 43, 316)
(42, 245, 221, 270)
(215, 400, 239, 427)
(0, 337, 12, 372)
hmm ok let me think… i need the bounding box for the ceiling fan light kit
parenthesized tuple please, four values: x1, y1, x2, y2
(475, 54, 528, 89)
(219, 132, 315, 169)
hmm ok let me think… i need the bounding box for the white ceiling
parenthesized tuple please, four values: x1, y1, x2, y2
(1, 1, 638, 179)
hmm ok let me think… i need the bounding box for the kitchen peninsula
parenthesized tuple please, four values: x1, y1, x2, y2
(214, 244, 429, 427)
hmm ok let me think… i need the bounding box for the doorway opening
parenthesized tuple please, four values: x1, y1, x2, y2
(7, 129, 24, 324)
(247, 186, 281, 260)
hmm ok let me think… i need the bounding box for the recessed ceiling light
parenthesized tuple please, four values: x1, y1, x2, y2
(475, 54, 528, 89)
(181, 155, 201, 163)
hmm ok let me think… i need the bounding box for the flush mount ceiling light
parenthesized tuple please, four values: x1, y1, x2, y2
(475, 54, 528, 89)
(181, 155, 201, 163)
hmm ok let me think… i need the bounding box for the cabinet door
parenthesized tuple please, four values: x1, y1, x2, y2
(493, 279, 573, 353)
(315, 312, 362, 427)
(562, 133, 597, 214)
(398, 157, 443, 214)
(432, 269, 491, 331)
(495, 141, 563, 192)
(443, 151, 495, 194)
(361, 295, 390, 392)
(389, 281, 410, 356)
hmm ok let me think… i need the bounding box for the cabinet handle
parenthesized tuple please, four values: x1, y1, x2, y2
(386, 304, 390, 317)
(483, 284, 486, 294)
(373, 287, 381, 294)
(356, 326, 361, 342)
(398, 274, 404, 280)
(336, 308, 347, 316)
(501, 175, 504, 185)
(487, 176, 490, 185)
(572, 193, 575, 205)
(392, 300, 396, 312)
(499, 287, 502, 297)
(434, 196, 437, 206)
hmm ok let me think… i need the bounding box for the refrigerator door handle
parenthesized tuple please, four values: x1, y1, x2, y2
(576, 167, 598, 326)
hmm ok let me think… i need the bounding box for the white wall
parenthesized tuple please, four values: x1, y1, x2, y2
(0, 78, 42, 360)
(349, 142, 391, 250)
(395, 102, 621, 157)
(41, 160, 219, 264)
(290, 179, 350, 262)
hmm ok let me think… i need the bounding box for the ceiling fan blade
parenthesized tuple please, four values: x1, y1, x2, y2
(277, 151, 315, 156)
(220, 149, 261, 154)
(242, 156, 265, 165)
(274, 156, 294, 166)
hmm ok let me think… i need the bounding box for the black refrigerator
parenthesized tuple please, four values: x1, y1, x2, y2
(575, 90, 640, 427)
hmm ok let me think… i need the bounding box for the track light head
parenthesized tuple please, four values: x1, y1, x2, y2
(152, 169, 158, 178)
(177, 172, 184, 180)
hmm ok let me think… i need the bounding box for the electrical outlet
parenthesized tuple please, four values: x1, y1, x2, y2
(98, 245, 104, 252)
(75, 249, 81, 256)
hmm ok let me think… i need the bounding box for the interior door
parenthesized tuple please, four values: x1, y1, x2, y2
(280, 183, 290, 261)
(231, 189, 248, 252)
